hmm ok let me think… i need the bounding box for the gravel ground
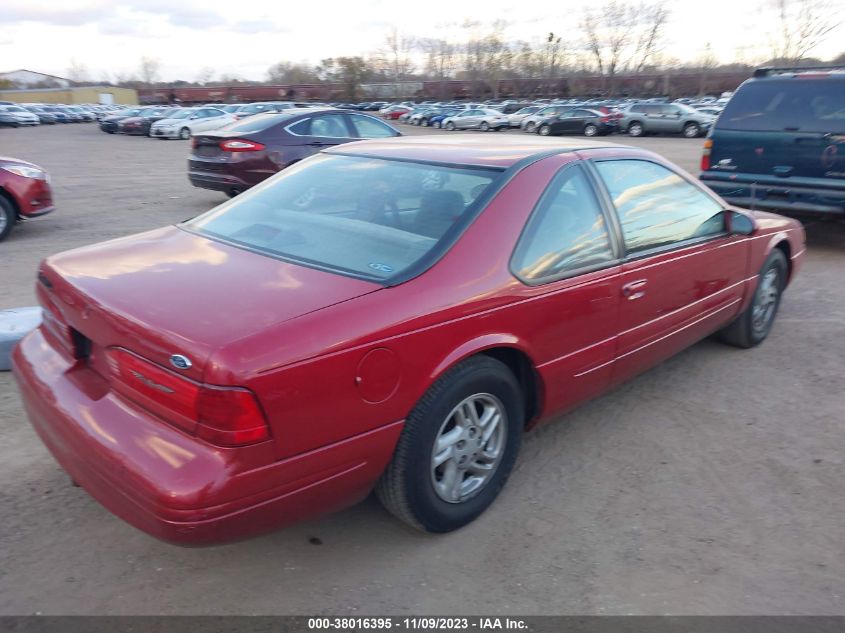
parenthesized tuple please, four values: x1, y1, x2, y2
(0, 123, 843, 616)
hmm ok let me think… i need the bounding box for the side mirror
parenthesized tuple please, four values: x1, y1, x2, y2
(729, 210, 756, 236)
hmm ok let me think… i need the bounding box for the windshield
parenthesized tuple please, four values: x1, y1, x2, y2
(186, 154, 501, 281)
(717, 79, 845, 132)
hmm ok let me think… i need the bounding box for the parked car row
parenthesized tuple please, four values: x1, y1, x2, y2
(98, 101, 333, 140)
(387, 99, 716, 138)
(0, 103, 124, 126)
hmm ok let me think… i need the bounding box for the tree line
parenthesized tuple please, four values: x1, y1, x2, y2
(13, 0, 836, 97)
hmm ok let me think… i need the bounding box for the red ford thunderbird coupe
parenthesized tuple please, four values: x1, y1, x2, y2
(13, 136, 805, 544)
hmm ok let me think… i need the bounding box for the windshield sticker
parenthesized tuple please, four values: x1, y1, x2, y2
(368, 262, 394, 273)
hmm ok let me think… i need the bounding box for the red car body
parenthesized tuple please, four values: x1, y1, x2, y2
(13, 137, 805, 544)
(0, 157, 54, 240)
(383, 107, 412, 120)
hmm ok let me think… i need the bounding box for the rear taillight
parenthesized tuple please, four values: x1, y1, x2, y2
(220, 139, 265, 152)
(701, 138, 713, 171)
(600, 116, 610, 123)
(191, 137, 198, 148)
(107, 348, 270, 447)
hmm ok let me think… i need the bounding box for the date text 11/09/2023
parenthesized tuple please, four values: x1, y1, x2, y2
(307, 617, 529, 630)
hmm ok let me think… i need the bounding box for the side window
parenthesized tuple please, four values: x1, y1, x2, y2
(595, 159, 726, 253)
(512, 164, 616, 282)
(350, 115, 397, 138)
(309, 115, 350, 138)
(286, 118, 311, 135)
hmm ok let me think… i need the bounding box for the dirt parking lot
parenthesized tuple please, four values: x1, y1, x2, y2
(0, 124, 843, 616)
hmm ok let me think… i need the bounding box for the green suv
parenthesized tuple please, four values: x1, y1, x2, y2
(700, 66, 845, 217)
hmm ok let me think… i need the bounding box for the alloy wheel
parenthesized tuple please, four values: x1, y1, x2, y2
(430, 393, 507, 504)
(751, 268, 780, 336)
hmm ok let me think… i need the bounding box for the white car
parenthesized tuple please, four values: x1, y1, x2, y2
(0, 105, 40, 127)
(507, 105, 541, 128)
(442, 108, 510, 131)
(149, 107, 235, 139)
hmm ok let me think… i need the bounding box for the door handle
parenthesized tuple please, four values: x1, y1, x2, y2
(622, 280, 647, 300)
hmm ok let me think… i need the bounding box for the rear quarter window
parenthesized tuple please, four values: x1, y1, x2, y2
(718, 79, 845, 132)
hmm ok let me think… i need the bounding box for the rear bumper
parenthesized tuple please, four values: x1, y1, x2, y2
(702, 174, 845, 216)
(188, 169, 251, 193)
(150, 128, 180, 139)
(12, 329, 403, 545)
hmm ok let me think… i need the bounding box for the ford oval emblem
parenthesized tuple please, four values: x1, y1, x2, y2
(169, 354, 192, 370)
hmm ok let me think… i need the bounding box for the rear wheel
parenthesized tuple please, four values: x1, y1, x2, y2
(683, 122, 701, 138)
(0, 196, 16, 242)
(433, 121, 442, 129)
(718, 249, 788, 348)
(538, 124, 551, 136)
(525, 121, 536, 133)
(584, 123, 598, 137)
(627, 121, 644, 137)
(480, 121, 490, 131)
(179, 127, 190, 140)
(376, 356, 523, 532)
(421, 118, 430, 127)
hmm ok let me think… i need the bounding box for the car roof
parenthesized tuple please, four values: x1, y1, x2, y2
(326, 134, 624, 169)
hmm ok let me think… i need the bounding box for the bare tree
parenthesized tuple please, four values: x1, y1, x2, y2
(67, 59, 89, 83)
(581, 1, 669, 95)
(629, 2, 669, 73)
(419, 38, 457, 98)
(195, 67, 215, 85)
(581, 1, 632, 94)
(539, 32, 565, 96)
(266, 61, 319, 84)
(769, 0, 840, 63)
(382, 26, 415, 99)
(139, 57, 161, 86)
(697, 42, 718, 95)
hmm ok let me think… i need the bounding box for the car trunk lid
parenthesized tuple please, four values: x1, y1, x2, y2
(37, 225, 381, 384)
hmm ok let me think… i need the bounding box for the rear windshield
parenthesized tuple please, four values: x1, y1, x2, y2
(221, 112, 294, 133)
(186, 154, 501, 281)
(717, 79, 845, 132)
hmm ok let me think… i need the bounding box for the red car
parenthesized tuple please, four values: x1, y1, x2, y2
(13, 136, 804, 544)
(0, 156, 54, 241)
(382, 105, 412, 120)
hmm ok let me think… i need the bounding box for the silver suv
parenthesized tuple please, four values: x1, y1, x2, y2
(619, 103, 715, 138)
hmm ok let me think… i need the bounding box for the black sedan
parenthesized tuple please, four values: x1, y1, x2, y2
(118, 107, 181, 135)
(536, 108, 617, 137)
(99, 107, 145, 133)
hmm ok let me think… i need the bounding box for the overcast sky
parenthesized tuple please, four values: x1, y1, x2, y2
(2, 0, 842, 82)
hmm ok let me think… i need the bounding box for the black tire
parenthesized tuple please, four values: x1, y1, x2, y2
(525, 121, 536, 133)
(0, 196, 16, 242)
(433, 121, 442, 129)
(538, 124, 551, 136)
(480, 121, 490, 131)
(376, 356, 524, 533)
(179, 127, 190, 140)
(683, 122, 701, 138)
(627, 121, 644, 137)
(421, 118, 429, 127)
(718, 249, 788, 348)
(584, 123, 598, 137)
(445, 121, 456, 131)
